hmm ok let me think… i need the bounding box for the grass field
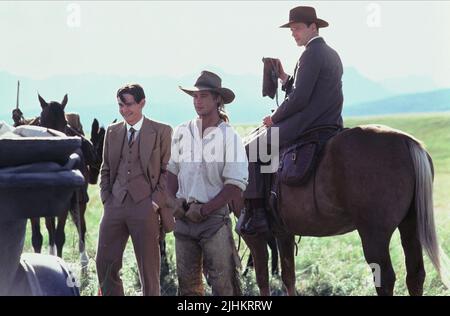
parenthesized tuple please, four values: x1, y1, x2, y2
(21, 112, 450, 296)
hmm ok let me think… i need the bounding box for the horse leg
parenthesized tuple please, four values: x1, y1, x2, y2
(243, 233, 270, 296)
(45, 217, 56, 255)
(30, 218, 43, 253)
(160, 239, 170, 278)
(70, 200, 89, 268)
(276, 233, 296, 295)
(358, 229, 396, 296)
(243, 253, 254, 277)
(78, 203, 89, 267)
(55, 211, 68, 258)
(267, 234, 279, 276)
(398, 208, 425, 296)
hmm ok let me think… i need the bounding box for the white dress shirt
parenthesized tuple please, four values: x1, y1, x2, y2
(167, 119, 249, 204)
(126, 115, 144, 143)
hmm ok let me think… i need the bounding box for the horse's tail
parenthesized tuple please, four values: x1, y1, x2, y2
(408, 139, 450, 288)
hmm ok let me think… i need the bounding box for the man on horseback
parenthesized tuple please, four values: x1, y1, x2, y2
(166, 71, 248, 295)
(240, 6, 344, 235)
(96, 84, 173, 296)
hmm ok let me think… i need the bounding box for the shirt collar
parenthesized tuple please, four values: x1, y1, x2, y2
(306, 35, 322, 47)
(126, 115, 144, 131)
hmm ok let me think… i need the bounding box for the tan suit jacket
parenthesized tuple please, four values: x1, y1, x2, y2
(100, 117, 172, 215)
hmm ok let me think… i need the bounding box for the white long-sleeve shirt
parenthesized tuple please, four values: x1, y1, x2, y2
(167, 119, 248, 204)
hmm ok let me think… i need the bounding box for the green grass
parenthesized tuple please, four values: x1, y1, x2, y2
(22, 112, 450, 296)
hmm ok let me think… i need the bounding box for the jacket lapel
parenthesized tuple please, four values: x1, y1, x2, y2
(110, 122, 127, 180)
(139, 118, 156, 180)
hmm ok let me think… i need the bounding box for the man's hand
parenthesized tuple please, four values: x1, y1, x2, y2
(185, 203, 207, 223)
(273, 59, 288, 84)
(12, 109, 23, 124)
(263, 115, 274, 127)
(168, 197, 186, 219)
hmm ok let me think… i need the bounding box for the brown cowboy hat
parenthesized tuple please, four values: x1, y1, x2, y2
(280, 6, 329, 28)
(179, 70, 235, 104)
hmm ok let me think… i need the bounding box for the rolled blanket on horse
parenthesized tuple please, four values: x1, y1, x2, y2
(0, 137, 81, 167)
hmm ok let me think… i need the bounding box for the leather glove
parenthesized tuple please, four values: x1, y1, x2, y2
(169, 197, 186, 219)
(185, 203, 207, 223)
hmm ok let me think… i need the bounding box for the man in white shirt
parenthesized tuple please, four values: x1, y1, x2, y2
(167, 71, 248, 296)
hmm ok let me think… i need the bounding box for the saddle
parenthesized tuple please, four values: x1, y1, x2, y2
(278, 125, 342, 186)
(65, 113, 84, 135)
(267, 125, 342, 234)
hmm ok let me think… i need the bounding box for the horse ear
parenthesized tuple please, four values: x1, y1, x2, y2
(91, 118, 99, 139)
(99, 127, 106, 140)
(61, 94, 68, 109)
(38, 94, 47, 109)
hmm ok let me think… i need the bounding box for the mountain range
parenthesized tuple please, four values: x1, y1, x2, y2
(1, 68, 448, 129)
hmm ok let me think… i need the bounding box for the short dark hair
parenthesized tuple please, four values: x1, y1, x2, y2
(305, 21, 318, 31)
(117, 84, 146, 103)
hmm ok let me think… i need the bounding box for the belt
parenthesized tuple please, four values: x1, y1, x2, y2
(183, 200, 230, 220)
(183, 200, 203, 211)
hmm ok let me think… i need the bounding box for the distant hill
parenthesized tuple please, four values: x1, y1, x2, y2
(344, 89, 450, 117)
(0, 69, 447, 129)
(342, 67, 394, 105)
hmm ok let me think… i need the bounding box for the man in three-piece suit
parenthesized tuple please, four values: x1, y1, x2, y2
(96, 84, 172, 296)
(240, 6, 344, 235)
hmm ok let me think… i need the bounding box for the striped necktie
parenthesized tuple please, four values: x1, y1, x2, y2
(128, 127, 136, 147)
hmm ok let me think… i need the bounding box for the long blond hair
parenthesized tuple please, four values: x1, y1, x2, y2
(212, 92, 229, 122)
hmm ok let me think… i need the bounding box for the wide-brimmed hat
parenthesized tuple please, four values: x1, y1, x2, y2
(179, 70, 235, 104)
(280, 6, 329, 28)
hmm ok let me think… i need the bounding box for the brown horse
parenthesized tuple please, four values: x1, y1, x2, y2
(241, 125, 449, 296)
(20, 95, 102, 269)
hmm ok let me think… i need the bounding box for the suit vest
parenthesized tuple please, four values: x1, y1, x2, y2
(112, 133, 151, 203)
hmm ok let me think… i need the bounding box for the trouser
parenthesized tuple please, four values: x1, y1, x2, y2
(241, 129, 277, 235)
(175, 222, 241, 296)
(244, 161, 266, 199)
(96, 193, 161, 296)
(243, 126, 278, 200)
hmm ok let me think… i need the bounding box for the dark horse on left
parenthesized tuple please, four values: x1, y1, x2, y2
(13, 94, 105, 268)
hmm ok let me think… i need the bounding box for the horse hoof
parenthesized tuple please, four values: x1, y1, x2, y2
(49, 245, 57, 256)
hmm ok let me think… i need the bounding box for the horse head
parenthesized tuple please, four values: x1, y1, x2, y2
(38, 94, 68, 133)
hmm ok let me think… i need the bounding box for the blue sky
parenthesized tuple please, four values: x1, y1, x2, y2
(1, 1, 449, 88)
